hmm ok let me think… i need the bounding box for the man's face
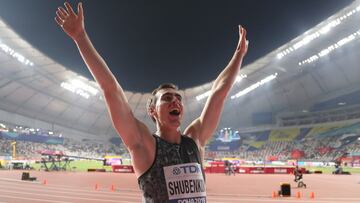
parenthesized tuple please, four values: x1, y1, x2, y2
(152, 88, 184, 128)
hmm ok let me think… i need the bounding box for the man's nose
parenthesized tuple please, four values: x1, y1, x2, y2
(171, 97, 181, 104)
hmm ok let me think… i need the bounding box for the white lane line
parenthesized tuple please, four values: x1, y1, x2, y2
(208, 193, 360, 201)
(0, 185, 358, 203)
(0, 180, 140, 198)
(0, 187, 140, 201)
(312, 178, 358, 186)
(319, 197, 360, 200)
(208, 193, 269, 198)
(0, 194, 72, 203)
(0, 177, 41, 184)
(0, 177, 141, 193)
(0, 189, 139, 203)
(208, 197, 360, 203)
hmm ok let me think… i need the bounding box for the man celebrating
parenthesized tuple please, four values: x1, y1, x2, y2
(55, 2, 248, 202)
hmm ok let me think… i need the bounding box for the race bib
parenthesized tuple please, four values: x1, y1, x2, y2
(164, 163, 206, 203)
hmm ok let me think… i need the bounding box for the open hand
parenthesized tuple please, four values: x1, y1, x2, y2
(55, 2, 85, 41)
(236, 25, 248, 57)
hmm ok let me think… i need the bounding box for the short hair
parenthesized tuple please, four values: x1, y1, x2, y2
(146, 83, 179, 122)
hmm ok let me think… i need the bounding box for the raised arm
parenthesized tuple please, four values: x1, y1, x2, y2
(55, 2, 151, 152)
(185, 26, 248, 146)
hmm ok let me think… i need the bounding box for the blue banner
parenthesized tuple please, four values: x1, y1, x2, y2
(0, 132, 64, 144)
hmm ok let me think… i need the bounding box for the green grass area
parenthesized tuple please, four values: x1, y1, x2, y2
(30, 161, 360, 174)
(31, 160, 113, 172)
(305, 166, 360, 174)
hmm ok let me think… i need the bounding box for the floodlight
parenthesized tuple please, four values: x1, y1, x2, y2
(0, 40, 34, 66)
(231, 73, 278, 99)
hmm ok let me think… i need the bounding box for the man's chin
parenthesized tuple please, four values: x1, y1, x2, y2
(168, 118, 181, 127)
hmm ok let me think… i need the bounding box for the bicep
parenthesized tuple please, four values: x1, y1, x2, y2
(103, 89, 149, 150)
(196, 93, 226, 143)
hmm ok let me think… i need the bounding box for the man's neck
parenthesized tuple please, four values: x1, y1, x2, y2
(156, 127, 181, 144)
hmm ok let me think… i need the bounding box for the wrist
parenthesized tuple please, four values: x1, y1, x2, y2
(73, 30, 87, 43)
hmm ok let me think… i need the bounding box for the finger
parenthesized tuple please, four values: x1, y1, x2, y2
(241, 32, 249, 54)
(58, 7, 69, 18)
(242, 27, 247, 42)
(55, 16, 64, 27)
(64, 2, 76, 16)
(239, 25, 243, 37)
(237, 26, 248, 52)
(56, 10, 66, 20)
(237, 25, 244, 50)
(239, 27, 246, 45)
(245, 40, 249, 52)
(78, 2, 84, 20)
(241, 28, 247, 48)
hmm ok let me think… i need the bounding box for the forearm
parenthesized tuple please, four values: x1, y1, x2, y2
(195, 51, 245, 142)
(212, 51, 244, 96)
(74, 31, 118, 92)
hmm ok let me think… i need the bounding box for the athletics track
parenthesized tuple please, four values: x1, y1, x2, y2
(0, 171, 359, 202)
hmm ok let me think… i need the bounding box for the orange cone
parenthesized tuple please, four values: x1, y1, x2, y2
(110, 184, 116, 192)
(95, 183, 99, 191)
(310, 192, 315, 199)
(296, 191, 301, 199)
(43, 179, 48, 185)
(272, 191, 277, 198)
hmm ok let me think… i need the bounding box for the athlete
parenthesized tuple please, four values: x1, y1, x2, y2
(294, 166, 307, 188)
(55, 2, 248, 202)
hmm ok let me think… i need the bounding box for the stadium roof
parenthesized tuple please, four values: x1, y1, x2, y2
(0, 1, 359, 139)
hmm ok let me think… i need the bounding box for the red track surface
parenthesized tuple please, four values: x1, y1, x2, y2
(0, 170, 359, 202)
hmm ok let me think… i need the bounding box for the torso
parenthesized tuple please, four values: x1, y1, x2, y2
(137, 135, 206, 203)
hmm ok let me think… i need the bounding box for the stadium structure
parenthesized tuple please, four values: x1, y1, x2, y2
(0, 1, 360, 165)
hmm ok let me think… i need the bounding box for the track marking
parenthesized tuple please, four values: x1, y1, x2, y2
(0, 177, 140, 193)
(0, 194, 72, 203)
(0, 189, 138, 203)
(0, 179, 140, 198)
(0, 187, 140, 201)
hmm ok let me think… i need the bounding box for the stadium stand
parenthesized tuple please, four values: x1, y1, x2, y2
(207, 119, 360, 163)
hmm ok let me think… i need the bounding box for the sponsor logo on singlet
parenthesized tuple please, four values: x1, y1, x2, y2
(164, 163, 206, 203)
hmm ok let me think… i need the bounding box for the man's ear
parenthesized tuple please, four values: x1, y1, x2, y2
(147, 104, 156, 117)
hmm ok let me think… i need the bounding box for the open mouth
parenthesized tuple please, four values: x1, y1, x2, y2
(169, 109, 180, 116)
